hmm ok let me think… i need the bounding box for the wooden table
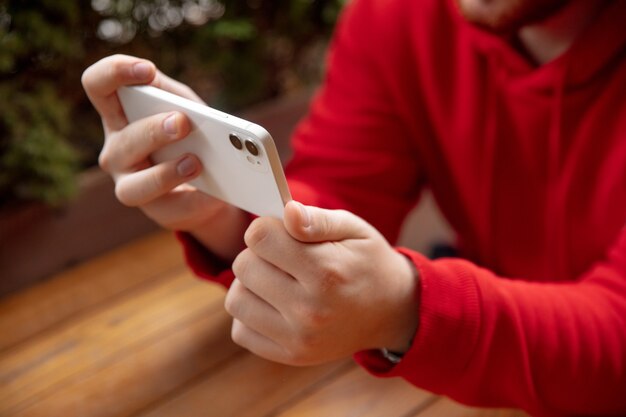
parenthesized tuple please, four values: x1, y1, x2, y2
(0, 231, 528, 417)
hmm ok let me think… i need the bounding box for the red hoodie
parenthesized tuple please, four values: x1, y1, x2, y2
(178, 0, 626, 415)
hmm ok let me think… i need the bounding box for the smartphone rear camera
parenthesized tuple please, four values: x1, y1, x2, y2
(229, 134, 243, 150)
(245, 140, 259, 156)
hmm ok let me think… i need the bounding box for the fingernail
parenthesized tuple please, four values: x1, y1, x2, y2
(177, 156, 197, 177)
(295, 201, 310, 228)
(132, 62, 152, 79)
(163, 113, 178, 135)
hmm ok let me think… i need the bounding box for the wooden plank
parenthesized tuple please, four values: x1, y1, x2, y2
(273, 366, 435, 417)
(14, 309, 242, 417)
(138, 355, 353, 417)
(413, 397, 529, 417)
(0, 270, 225, 416)
(0, 231, 184, 352)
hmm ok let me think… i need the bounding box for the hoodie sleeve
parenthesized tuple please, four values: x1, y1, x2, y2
(356, 228, 626, 416)
(175, 231, 236, 288)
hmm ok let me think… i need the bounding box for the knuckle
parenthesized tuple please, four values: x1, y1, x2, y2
(230, 321, 245, 345)
(82, 55, 137, 91)
(223, 291, 237, 317)
(106, 61, 122, 85)
(80, 67, 93, 89)
(316, 257, 343, 292)
(319, 214, 335, 236)
(317, 208, 346, 237)
(224, 281, 243, 317)
(244, 218, 270, 248)
(98, 131, 125, 173)
(114, 178, 134, 207)
(232, 249, 252, 280)
(108, 57, 130, 84)
(98, 148, 112, 172)
(145, 116, 162, 147)
(293, 301, 330, 330)
(330, 209, 354, 234)
(147, 166, 166, 194)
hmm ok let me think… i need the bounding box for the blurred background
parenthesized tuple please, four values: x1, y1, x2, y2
(0, 0, 356, 295)
(0, 0, 344, 209)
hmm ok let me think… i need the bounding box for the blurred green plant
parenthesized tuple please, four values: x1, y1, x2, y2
(0, 1, 83, 206)
(0, 0, 345, 208)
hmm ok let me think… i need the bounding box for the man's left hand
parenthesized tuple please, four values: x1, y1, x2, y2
(224, 201, 419, 366)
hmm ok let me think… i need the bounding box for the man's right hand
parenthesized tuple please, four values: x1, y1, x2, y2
(82, 54, 248, 260)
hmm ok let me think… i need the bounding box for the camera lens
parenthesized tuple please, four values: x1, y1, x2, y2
(245, 139, 259, 156)
(229, 134, 243, 150)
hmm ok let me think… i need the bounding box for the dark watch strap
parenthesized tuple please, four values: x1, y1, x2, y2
(380, 348, 404, 364)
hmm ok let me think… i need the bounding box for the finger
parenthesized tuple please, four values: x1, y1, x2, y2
(244, 217, 341, 286)
(114, 154, 201, 207)
(230, 319, 290, 364)
(232, 248, 301, 314)
(99, 111, 190, 173)
(141, 184, 223, 230)
(82, 54, 156, 132)
(283, 201, 373, 243)
(225, 280, 289, 344)
(151, 70, 205, 103)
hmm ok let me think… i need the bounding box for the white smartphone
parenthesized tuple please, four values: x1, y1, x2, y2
(117, 85, 292, 219)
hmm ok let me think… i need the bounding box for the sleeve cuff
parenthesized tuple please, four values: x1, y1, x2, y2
(174, 231, 236, 288)
(354, 248, 482, 395)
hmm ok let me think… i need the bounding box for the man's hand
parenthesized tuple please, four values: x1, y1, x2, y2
(81, 54, 247, 260)
(225, 201, 419, 366)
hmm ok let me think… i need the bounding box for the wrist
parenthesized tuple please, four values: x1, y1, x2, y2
(190, 203, 249, 261)
(380, 251, 420, 353)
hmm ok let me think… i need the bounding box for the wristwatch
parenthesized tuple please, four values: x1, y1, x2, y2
(380, 348, 404, 364)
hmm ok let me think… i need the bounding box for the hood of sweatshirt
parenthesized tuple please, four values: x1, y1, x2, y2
(456, 0, 626, 91)
(441, 0, 626, 279)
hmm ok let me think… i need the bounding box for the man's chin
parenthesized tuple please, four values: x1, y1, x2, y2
(460, 13, 521, 35)
(454, 0, 569, 35)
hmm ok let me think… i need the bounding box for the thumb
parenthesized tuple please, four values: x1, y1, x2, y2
(283, 200, 372, 243)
